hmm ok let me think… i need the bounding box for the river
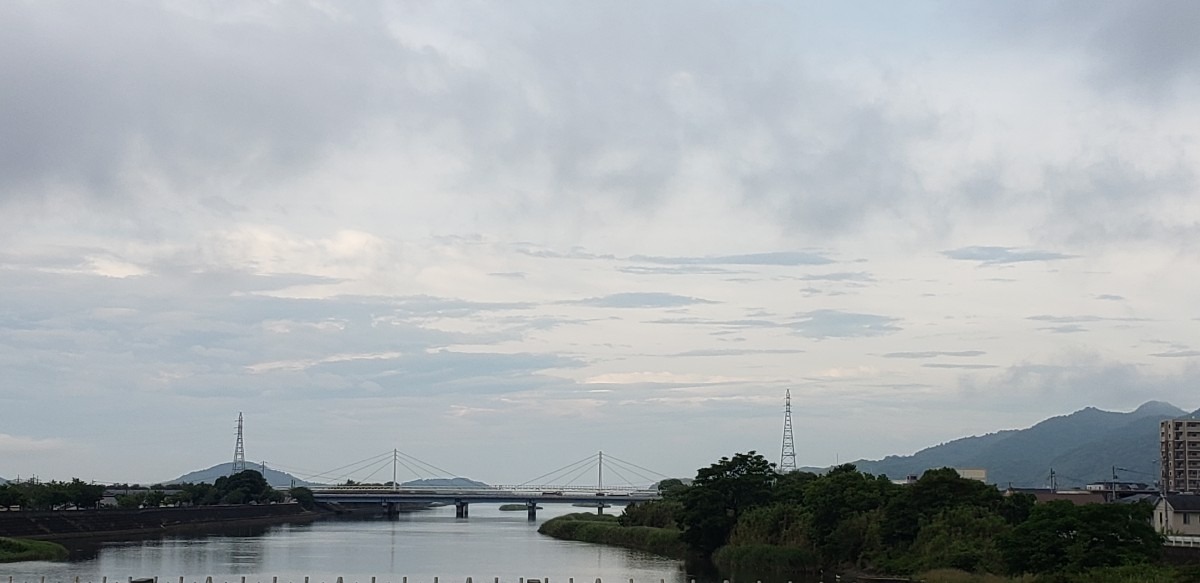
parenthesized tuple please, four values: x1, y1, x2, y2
(3, 506, 692, 583)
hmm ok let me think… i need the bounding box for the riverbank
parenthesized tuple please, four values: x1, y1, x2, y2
(0, 538, 69, 563)
(0, 503, 319, 542)
(537, 513, 688, 559)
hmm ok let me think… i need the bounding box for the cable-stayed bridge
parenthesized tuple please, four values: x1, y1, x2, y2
(273, 450, 667, 520)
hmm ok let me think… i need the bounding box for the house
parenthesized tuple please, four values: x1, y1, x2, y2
(1155, 494, 1200, 536)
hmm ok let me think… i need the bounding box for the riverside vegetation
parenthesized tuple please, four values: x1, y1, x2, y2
(0, 538, 68, 563)
(538, 452, 1193, 582)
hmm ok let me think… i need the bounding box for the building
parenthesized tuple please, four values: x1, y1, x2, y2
(1161, 418, 1200, 493)
(1155, 494, 1200, 536)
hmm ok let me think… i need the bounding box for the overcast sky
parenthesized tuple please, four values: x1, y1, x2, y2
(2, 0, 1199, 486)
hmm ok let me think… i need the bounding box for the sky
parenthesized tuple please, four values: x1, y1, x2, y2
(2, 0, 1199, 487)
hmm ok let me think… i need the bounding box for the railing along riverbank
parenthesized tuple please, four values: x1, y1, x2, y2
(2, 577, 804, 583)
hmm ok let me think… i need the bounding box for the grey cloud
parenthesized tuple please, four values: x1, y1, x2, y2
(959, 353, 1200, 414)
(797, 272, 873, 282)
(882, 350, 986, 359)
(1096, 294, 1125, 301)
(670, 348, 805, 357)
(788, 310, 901, 339)
(569, 292, 717, 309)
(1151, 350, 1200, 358)
(943, 246, 1076, 265)
(488, 272, 527, 280)
(922, 363, 998, 370)
(1040, 325, 1088, 334)
(1027, 315, 1149, 323)
(618, 265, 739, 276)
(630, 252, 835, 267)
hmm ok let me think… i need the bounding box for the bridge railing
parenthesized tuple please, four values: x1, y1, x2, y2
(310, 485, 657, 495)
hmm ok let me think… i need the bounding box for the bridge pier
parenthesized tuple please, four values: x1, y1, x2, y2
(526, 500, 537, 521)
(455, 500, 469, 518)
(385, 502, 400, 519)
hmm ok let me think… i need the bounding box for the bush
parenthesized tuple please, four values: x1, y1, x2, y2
(712, 544, 819, 578)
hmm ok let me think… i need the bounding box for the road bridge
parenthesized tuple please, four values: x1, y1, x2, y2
(311, 485, 661, 519)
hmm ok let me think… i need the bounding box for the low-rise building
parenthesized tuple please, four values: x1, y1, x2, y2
(1155, 494, 1200, 536)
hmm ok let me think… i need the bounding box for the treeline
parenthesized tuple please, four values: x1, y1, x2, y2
(614, 452, 1165, 580)
(0, 479, 105, 510)
(0, 470, 301, 511)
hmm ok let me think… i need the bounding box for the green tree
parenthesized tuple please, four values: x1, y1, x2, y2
(678, 451, 777, 555)
(773, 470, 817, 505)
(619, 499, 682, 528)
(0, 484, 25, 510)
(881, 467, 1003, 546)
(908, 506, 1009, 573)
(65, 479, 105, 509)
(289, 487, 316, 510)
(802, 464, 898, 565)
(998, 500, 1162, 574)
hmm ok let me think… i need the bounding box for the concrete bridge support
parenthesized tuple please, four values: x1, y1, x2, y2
(385, 502, 400, 519)
(455, 501, 469, 518)
(526, 500, 537, 521)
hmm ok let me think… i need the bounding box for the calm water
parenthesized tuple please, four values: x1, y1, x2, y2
(3, 506, 691, 583)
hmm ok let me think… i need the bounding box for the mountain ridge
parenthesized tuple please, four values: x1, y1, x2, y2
(802, 401, 1193, 487)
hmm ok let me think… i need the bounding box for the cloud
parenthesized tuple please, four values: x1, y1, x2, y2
(882, 350, 986, 359)
(942, 246, 1076, 265)
(1027, 315, 1149, 324)
(922, 363, 998, 370)
(1095, 294, 1125, 301)
(569, 292, 717, 309)
(670, 348, 806, 357)
(0, 433, 68, 454)
(630, 252, 835, 267)
(797, 272, 874, 282)
(788, 310, 901, 339)
(1039, 325, 1088, 334)
(1150, 350, 1200, 358)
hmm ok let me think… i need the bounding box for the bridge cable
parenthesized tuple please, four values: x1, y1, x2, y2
(603, 464, 641, 488)
(558, 459, 600, 487)
(515, 453, 600, 487)
(602, 453, 672, 480)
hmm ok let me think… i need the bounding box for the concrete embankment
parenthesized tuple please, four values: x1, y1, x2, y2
(0, 504, 318, 541)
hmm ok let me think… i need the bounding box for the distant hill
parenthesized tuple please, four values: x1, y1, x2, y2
(171, 463, 318, 488)
(0, 477, 7, 485)
(169, 465, 489, 490)
(399, 477, 490, 489)
(806, 401, 1194, 488)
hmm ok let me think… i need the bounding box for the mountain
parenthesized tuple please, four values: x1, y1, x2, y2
(171, 463, 318, 488)
(0, 477, 7, 485)
(400, 477, 490, 489)
(817, 401, 1189, 488)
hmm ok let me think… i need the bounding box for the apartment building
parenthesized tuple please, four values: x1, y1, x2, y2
(1161, 418, 1200, 493)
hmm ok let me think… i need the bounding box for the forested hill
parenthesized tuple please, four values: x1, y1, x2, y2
(172, 463, 316, 488)
(813, 401, 1194, 488)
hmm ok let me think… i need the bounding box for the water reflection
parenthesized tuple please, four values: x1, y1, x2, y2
(3, 506, 689, 583)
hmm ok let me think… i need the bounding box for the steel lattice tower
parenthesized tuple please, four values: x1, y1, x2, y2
(232, 412, 246, 474)
(779, 390, 797, 473)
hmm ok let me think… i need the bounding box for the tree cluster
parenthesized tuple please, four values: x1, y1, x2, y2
(0, 470, 285, 510)
(0, 479, 105, 510)
(622, 451, 1163, 577)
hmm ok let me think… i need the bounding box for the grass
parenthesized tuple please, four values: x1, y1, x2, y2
(0, 537, 69, 563)
(538, 513, 688, 558)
